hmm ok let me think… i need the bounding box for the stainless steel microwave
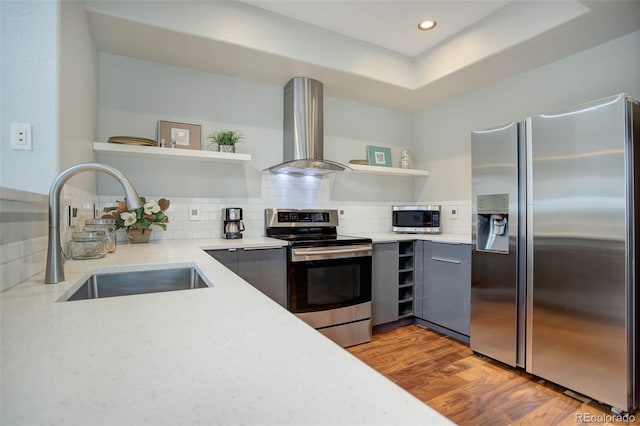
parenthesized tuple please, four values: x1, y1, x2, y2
(392, 205, 441, 234)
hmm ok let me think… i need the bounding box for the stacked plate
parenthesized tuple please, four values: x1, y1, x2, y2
(108, 136, 157, 147)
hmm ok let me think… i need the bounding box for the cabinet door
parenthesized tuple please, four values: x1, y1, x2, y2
(237, 247, 287, 307)
(372, 242, 399, 326)
(206, 249, 239, 273)
(422, 243, 471, 336)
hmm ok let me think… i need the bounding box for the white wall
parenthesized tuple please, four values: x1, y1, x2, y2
(59, 0, 100, 192)
(97, 28, 640, 233)
(0, 1, 60, 194)
(86, 0, 413, 88)
(97, 53, 281, 199)
(97, 53, 415, 202)
(0, 1, 101, 290)
(5, 4, 635, 241)
(0, 0, 98, 194)
(324, 96, 414, 202)
(413, 30, 640, 202)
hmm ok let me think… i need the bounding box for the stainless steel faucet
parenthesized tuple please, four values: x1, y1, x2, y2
(44, 163, 142, 284)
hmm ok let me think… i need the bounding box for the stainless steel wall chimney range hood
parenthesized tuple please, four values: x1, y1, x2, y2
(267, 77, 350, 175)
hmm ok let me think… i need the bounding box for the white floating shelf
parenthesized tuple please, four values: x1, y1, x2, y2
(93, 142, 252, 163)
(348, 163, 430, 177)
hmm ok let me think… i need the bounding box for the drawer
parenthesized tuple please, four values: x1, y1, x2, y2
(427, 241, 471, 264)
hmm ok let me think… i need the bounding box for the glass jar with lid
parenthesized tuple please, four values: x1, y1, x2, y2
(66, 230, 108, 260)
(84, 218, 117, 253)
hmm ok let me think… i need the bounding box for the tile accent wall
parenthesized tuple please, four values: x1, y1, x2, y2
(99, 175, 472, 241)
(0, 188, 48, 292)
(0, 186, 97, 292)
(1, 176, 471, 291)
(428, 200, 472, 236)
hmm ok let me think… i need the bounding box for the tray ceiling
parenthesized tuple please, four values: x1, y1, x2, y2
(86, 0, 640, 110)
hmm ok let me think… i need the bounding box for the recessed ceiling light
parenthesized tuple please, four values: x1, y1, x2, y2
(417, 20, 437, 32)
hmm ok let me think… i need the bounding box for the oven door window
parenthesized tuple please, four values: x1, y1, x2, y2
(289, 256, 372, 313)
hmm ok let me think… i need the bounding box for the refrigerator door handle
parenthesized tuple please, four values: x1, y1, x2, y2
(525, 116, 534, 371)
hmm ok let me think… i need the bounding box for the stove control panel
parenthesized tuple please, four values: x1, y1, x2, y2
(265, 209, 339, 228)
(278, 211, 330, 223)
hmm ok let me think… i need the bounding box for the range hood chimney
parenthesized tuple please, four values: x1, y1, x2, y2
(267, 77, 350, 175)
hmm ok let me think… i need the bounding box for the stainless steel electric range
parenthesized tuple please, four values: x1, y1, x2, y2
(265, 208, 372, 347)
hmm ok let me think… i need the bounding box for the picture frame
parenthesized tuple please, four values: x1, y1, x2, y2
(367, 145, 392, 167)
(157, 120, 201, 150)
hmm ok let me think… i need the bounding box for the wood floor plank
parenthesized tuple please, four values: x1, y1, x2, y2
(347, 324, 639, 426)
(426, 387, 514, 426)
(406, 375, 471, 402)
(511, 397, 591, 426)
(427, 370, 549, 424)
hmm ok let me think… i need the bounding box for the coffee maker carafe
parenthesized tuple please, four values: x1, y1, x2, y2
(223, 207, 245, 239)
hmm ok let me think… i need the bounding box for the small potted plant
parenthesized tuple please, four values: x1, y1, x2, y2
(207, 130, 244, 153)
(102, 197, 170, 243)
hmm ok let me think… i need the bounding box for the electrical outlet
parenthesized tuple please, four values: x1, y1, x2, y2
(338, 207, 347, 219)
(448, 206, 458, 220)
(66, 204, 79, 228)
(189, 205, 201, 221)
(10, 123, 32, 150)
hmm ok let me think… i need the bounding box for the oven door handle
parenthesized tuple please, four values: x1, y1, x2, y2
(291, 245, 372, 262)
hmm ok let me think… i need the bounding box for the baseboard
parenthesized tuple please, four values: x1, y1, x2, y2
(414, 318, 470, 344)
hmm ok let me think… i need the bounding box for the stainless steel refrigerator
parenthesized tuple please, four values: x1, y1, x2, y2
(471, 93, 639, 412)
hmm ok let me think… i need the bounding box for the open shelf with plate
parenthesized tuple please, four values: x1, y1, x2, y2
(93, 142, 251, 164)
(348, 164, 429, 177)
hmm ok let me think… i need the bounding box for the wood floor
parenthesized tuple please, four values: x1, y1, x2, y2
(347, 324, 638, 426)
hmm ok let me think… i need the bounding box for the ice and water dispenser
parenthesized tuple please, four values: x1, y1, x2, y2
(476, 194, 509, 254)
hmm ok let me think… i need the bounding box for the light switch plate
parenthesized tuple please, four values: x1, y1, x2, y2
(10, 123, 32, 150)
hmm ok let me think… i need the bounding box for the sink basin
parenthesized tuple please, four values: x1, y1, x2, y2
(65, 267, 210, 301)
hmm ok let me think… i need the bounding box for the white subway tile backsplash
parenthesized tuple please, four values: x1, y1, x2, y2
(192, 229, 212, 239)
(2, 180, 473, 292)
(9, 257, 24, 287)
(23, 250, 46, 284)
(1, 236, 49, 291)
(200, 203, 218, 213)
(3, 241, 23, 263)
(1, 188, 72, 291)
(0, 262, 10, 293)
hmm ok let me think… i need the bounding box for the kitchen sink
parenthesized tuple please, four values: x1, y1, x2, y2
(65, 267, 210, 301)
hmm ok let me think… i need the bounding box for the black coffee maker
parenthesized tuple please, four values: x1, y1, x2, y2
(223, 207, 245, 239)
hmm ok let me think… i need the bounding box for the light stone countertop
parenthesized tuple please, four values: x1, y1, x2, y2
(354, 232, 471, 244)
(1, 237, 453, 426)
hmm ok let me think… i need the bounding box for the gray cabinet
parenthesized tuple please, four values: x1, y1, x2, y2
(372, 242, 399, 326)
(208, 249, 238, 272)
(413, 241, 425, 318)
(206, 247, 287, 307)
(419, 241, 471, 336)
